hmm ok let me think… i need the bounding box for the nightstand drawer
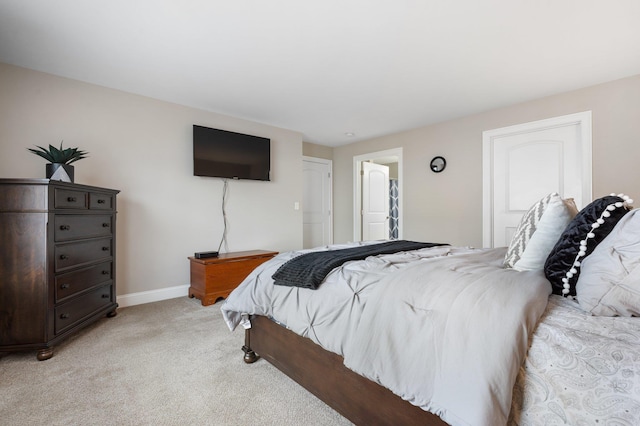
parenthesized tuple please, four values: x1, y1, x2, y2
(55, 261, 113, 302)
(55, 238, 112, 272)
(54, 215, 113, 241)
(89, 192, 114, 210)
(54, 188, 88, 209)
(54, 284, 113, 334)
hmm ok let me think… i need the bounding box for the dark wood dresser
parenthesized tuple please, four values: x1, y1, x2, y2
(0, 179, 119, 360)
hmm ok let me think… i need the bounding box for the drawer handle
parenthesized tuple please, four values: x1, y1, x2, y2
(59, 225, 70, 230)
(60, 283, 70, 289)
(59, 254, 69, 260)
(101, 294, 110, 299)
(97, 199, 106, 204)
(60, 313, 70, 319)
(102, 246, 110, 251)
(67, 196, 77, 202)
(102, 270, 110, 275)
(102, 223, 110, 228)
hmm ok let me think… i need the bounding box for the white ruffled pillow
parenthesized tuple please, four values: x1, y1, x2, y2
(576, 208, 640, 316)
(504, 193, 577, 271)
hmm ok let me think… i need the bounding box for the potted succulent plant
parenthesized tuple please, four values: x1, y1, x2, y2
(28, 141, 89, 183)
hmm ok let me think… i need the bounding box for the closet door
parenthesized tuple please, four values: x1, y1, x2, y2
(483, 112, 592, 247)
(303, 157, 332, 249)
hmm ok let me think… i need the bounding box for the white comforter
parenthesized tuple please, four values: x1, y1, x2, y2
(221, 243, 552, 426)
(342, 247, 551, 425)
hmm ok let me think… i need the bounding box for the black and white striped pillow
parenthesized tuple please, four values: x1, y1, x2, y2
(504, 193, 577, 271)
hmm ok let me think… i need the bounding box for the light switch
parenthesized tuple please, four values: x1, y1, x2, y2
(294, 201, 300, 210)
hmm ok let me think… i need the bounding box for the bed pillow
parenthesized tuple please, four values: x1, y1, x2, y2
(544, 194, 633, 297)
(575, 208, 640, 316)
(504, 193, 577, 271)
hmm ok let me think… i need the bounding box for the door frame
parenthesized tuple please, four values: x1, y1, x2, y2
(482, 111, 592, 247)
(303, 156, 333, 247)
(353, 147, 403, 242)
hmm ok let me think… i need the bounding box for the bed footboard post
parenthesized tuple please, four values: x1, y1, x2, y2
(242, 327, 258, 363)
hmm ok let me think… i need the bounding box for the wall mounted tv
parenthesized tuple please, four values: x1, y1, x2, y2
(193, 125, 271, 181)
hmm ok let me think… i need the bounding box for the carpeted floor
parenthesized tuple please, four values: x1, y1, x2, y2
(0, 297, 353, 426)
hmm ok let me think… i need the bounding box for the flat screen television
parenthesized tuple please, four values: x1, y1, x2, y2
(193, 125, 271, 181)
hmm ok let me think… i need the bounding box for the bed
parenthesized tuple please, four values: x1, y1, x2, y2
(221, 193, 640, 426)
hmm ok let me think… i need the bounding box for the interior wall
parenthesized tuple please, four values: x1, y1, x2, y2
(0, 62, 304, 300)
(303, 141, 333, 160)
(333, 74, 640, 247)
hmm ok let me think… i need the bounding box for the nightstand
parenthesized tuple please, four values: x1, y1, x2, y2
(188, 250, 278, 306)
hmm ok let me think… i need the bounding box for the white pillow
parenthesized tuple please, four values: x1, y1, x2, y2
(504, 193, 577, 271)
(576, 208, 640, 316)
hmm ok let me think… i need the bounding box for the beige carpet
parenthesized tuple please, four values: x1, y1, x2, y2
(0, 297, 353, 426)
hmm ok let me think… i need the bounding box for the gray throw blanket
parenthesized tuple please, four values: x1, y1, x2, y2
(272, 240, 446, 289)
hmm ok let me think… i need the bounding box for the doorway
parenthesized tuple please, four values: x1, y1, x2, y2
(353, 148, 403, 242)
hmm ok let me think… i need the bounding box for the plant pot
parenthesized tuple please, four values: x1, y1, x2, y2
(46, 163, 74, 183)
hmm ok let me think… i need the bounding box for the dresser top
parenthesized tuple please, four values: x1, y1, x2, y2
(0, 178, 120, 194)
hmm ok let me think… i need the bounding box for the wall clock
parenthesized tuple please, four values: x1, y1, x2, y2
(430, 156, 446, 173)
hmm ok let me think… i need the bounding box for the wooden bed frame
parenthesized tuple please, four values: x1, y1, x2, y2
(242, 315, 448, 426)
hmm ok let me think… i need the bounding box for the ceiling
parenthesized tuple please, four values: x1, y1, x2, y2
(1, 1, 640, 147)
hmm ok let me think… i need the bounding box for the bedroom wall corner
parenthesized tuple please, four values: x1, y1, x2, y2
(0, 62, 304, 305)
(332, 74, 640, 248)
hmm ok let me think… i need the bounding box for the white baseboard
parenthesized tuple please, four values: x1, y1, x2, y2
(117, 284, 190, 308)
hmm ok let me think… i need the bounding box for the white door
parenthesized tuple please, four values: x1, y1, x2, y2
(362, 161, 390, 241)
(303, 157, 332, 249)
(353, 148, 403, 242)
(483, 111, 592, 247)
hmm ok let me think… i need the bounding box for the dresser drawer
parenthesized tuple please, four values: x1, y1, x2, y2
(55, 261, 113, 302)
(55, 238, 112, 272)
(54, 215, 113, 241)
(54, 188, 88, 209)
(89, 192, 114, 210)
(54, 284, 113, 334)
